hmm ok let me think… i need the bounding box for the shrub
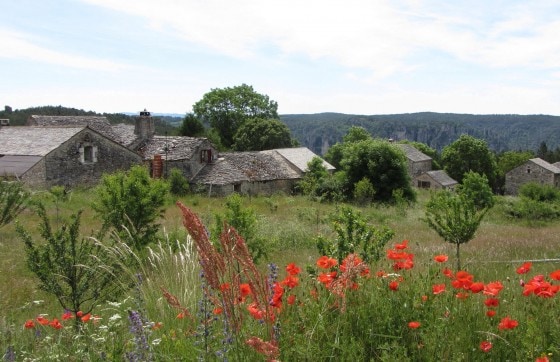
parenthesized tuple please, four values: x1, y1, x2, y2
(168, 168, 190, 196)
(519, 182, 560, 202)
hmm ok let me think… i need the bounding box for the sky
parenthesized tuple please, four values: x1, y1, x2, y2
(2, 0, 560, 116)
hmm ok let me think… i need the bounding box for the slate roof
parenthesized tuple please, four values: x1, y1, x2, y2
(192, 149, 302, 185)
(138, 136, 208, 161)
(275, 147, 335, 172)
(529, 158, 560, 173)
(424, 170, 458, 187)
(0, 126, 84, 156)
(396, 144, 432, 162)
(0, 155, 42, 177)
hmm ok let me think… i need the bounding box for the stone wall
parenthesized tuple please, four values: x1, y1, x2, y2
(44, 129, 142, 188)
(505, 162, 559, 195)
(21, 158, 47, 189)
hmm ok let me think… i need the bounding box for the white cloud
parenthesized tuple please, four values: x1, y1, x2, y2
(0, 28, 129, 72)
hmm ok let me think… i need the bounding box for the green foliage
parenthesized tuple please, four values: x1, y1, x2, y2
(495, 150, 534, 192)
(0, 181, 29, 228)
(16, 203, 125, 321)
(168, 168, 190, 196)
(424, 190, 488, 269)
(193, 84, 279, 148)
(178, 113, 205, 137)
(342, 126, 371, 143)
(353, 177, 375, 206)
(441, 134, 497, 185)
(93, 166, 169, 251)
(458, 171, 495, 210)
(316, 205, 394, 263)
(297, 157, 330, 196)
(340, 139, 415, 203)
(519, 182, 560, 202)
(232, 118, 294, 151)
(213, 193, 267, 263)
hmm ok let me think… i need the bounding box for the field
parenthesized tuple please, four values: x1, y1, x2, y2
(0, 189, 559, 361)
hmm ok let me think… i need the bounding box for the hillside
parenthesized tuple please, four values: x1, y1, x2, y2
(280, 112, 560, 155)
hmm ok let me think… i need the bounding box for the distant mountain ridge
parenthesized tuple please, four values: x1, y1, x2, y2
(280, 112, 560, 155)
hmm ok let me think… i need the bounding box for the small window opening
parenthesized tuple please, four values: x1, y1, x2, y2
(84, 145, 94, 163)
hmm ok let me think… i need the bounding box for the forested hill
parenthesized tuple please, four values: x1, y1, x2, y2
(280, 112, 560, 155)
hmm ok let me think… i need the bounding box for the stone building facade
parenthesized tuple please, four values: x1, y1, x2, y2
(504, 158, 560, 195)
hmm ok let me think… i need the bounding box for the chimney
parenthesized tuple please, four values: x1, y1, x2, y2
(134, 109, 155, 140)
(152, 154, 163, 178)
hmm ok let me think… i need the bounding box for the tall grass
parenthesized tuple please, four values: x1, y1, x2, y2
(1, 190, 559, 360)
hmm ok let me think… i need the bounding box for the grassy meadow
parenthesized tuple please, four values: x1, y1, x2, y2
(0, 188, 559, 361)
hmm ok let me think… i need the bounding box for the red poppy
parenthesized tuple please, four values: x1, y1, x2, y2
(177, 312, 185, 319)
(421, 295, 428, 302)
(407, 321, 421, 329)
(516, 262, 532, 274)
(469, 282, 485, 294)
(486, 310, 496, 318)
(483, 281, 504, 296)
(247, 303, 265, 320)
(389, 281, 399, 291)
(432, 283, 446, 295)
(220, 283, 230, 292)
(24, 320, 35, 329)
(36, 316, 49, 325)
(49, 318, 63, 330)
(550, 270, 560, 281)
(395, 240, 409, 250)
(152, 322, 163, 330)
(316, 256, 337, 269)
(239, 283, 252, 297)
(498, 316, 518, 330)
(286, 263, 301, 276)
(76, 311, 84, 317)
(433, 254, 448, 263)
(442, 268, 454, 279)
(484, 298, 499, 307)
(455, 292, 469, 299)
(376, 270, 387, 278)
(81, 313, 91, 323)
(479, 341, 493, 352)
(61, 311, 74, 320)
(213, 307, 223, 315)
(535, 356, 550, 362)
(318, 272, 337, 287)
(287, 294, 296, 305)
(281, 275, 299, 289)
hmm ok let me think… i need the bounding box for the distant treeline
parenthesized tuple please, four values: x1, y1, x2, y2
(0, 105, 177, 135)
(280, 112, 560, 155)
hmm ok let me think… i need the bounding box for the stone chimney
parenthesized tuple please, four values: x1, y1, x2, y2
(134, 109, 155, 140)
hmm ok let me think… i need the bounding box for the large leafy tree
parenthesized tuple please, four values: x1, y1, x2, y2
(233, 118, 294, 151)
(92, 165, 169, 251)
(340, 139, 415, 203)
(192, 84, 279, 148)
(441, 134, 497, 185)
(325, 126, 372, 169)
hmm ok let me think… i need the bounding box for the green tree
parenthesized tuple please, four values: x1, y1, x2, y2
(316, 206, 394, 264)
(297, 156, 330, 197)
(93, 166, 169, 251)
(457, 171, 495, 210)
(340, 139, 415, 203)
(343, 126, 371, 143)
(168, 168, 190, 196)
(179, 113, 205, 137)
(0, 181, 29, 228)
(233, 118, 294, 151)
(441, 134, 497, 185)
(324, 126, 372, 169)
(17, 203, 126, 327)
(193, 84, 279, 148)
(424, 191, 488, 270)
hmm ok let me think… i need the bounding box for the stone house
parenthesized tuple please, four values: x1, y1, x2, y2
(415, 170, 458, 190)
(0, 125, 142, 188)
(191, 147, 335, 196)
(505, 158, 560, 195)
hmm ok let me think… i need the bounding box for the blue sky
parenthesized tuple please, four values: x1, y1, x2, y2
(2, 0, 560, 116)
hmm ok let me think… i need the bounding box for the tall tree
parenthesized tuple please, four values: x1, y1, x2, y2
(232, 118, 294, 151)
(192, 84, 279, 148)
(441, 134, 497, 185)
(178, 113, 205, 137)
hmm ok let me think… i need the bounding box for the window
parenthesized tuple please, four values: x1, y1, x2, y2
(79, 143, 97, 164)
(417, 180, 431, 188)
(84, 145, 93, 163)
(200, 149, 212, 163)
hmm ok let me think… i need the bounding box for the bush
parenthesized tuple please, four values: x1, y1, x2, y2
(168, 168, 189, 196)
(519, 182, 560, 202)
